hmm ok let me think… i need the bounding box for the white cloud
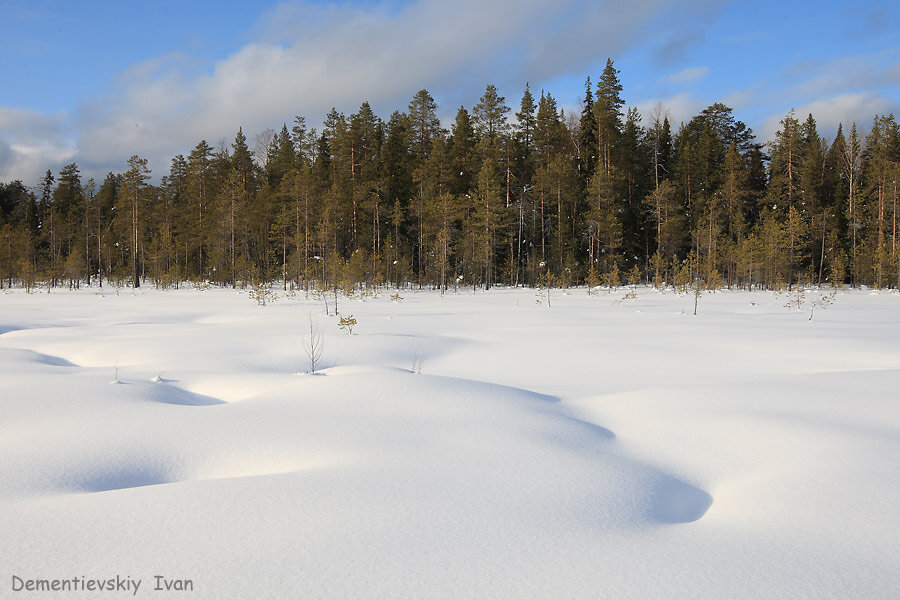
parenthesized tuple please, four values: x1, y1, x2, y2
(663, 66, 709, 84)
(0, 0, 741, 184)
(778, 50, 900, 103)
(7, 0, 896, 189)
(721, 88, 755, 111)
(15, 0, 725, 184)
(0, 107, 75, 184)
(758, 92, 900, 144)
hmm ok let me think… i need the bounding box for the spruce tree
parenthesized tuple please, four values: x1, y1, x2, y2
(578, 77, 598, 185)
(449, 107, 477, 196)
(232, 128, 255, 195)
(515, 83, 537, 155)
(620, 107, 650, 271)
(595, 59, 624, 175)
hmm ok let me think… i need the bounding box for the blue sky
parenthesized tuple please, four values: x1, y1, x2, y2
(1, 0, 898, 185)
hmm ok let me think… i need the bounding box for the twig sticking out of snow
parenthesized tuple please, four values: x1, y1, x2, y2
(410, 349, 425, 374)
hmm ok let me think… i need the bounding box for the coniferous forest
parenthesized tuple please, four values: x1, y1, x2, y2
(1, 59, 898, 293)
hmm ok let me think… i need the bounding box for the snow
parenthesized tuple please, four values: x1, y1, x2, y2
(1, 285, 899, 598)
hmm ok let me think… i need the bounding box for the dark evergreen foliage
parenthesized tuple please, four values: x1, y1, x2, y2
(1, 69, 899, 292)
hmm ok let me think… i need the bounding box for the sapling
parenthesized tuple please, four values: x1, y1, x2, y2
(249, 280, 275, 306)
(808, 288, 837, 321)
(301, 316, 325, 373)
(338, 315, 357, 335)
(627, 264, 641, 288)
(693, 277, 702, 316)
(310, 283, 330, 315)
(782, 286, 805, 311)
(686, 251, 702, 316)
(586, 265, 601, 296)
(602, 268, 620, 294)
(621, 265, 641, 301)
(538, 268, 554, 307)
(109, 359, 122, 384)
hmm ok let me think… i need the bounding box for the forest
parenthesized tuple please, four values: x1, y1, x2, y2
(0, 59, 898, 293)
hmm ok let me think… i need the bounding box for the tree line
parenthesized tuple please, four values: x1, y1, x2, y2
(1, 59, 898, 293)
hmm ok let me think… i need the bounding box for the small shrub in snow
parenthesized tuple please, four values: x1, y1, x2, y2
(536, 269, 556, 306)
(673, 262, 691, 293)
(338, 315, 357, 335)
(602, 268, 620, 292)
(782, 287, 806, 311)
(249, 281, 276, 306)
(627, 264, 641, 287)
(586, 265, 601, 296)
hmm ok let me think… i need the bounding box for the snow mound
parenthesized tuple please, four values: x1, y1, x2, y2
(651, 476, 713, 523)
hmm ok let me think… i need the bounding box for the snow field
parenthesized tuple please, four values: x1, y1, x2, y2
(1, 285, 898, 598)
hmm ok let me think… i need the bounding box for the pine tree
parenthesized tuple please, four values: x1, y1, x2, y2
(408, 89, 441, 160)
(473, 84, 511, 156)
(533, 92, 566, 264)
(644, 179, 682, 278)
(470, 159, 503, 288)
(420, 136, 457, 292)
(842, 123, 862, 285)
(864, 114, 899, 287)
(798, 114, 828, 283)
(513, 84, 538, 283)
(720, 143, 750, 284)
(121, 156, 150, 287)
(586, 166, 623, 274)
(186, 140, 213, 278)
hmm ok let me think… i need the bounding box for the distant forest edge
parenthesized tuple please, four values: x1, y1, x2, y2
(1, 59, 898, 293)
